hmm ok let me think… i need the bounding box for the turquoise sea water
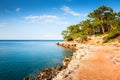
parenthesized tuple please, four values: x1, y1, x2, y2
(0, 40, 72, 80)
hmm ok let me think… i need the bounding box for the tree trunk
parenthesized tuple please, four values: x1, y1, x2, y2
(97, 26, 100, 33)
(101, 24, 105, 34)
(101, 17, 105, 34)
(109, 22, 113, 31)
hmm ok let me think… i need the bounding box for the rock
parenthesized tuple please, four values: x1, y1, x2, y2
(56, 42, 59, 45)
(52, 42, 92, 80)
(56, 42, 77, 52)
(112, 56, 120, 65)
(36, 42, 93, 80)
(63, 57, 71, 66)
(23, 77, 32, 80)
(75, 51, 85, 59)
(36, 64, 67, 80)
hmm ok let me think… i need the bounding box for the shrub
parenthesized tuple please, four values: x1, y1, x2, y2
(104, 28, 120, 42)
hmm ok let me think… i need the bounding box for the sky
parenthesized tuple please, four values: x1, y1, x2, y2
(0, 0, 120, 40)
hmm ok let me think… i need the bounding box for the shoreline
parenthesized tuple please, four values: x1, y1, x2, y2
(53, 42, 120, 80)
(52, 42, 93, 80)
(24, 41, 120, 80)
(34, 41, 93, 80)
(24, 41, 75, 80)
(35, 42, 76, 80)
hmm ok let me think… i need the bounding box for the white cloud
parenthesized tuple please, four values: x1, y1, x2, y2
(0, 22, 7, 27)
(61, 6, 80, 16)
(61, 6, 87, 17)
(16, 8, 21, 12)
(24, 15, 69, 24)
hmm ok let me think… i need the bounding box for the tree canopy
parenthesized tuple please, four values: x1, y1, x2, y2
(61, 5, 120, 42)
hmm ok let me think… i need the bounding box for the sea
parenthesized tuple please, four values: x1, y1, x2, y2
(0, 40, 73, 80)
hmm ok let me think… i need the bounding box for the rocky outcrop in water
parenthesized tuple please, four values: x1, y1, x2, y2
(56, 42, 77, 52)
(35, 56, 72, 80)
(36, 66, 63, 80)
(24, 77, 32, 80)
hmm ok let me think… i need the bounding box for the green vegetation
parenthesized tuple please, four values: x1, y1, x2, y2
(61, 5, 120, 42)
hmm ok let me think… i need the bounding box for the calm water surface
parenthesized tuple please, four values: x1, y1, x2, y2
(0, 40, 72, 80)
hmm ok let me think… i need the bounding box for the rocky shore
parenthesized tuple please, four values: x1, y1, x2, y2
(24, 42, 75, 80)
(24, 41, 120, 80)
(52, 42, 94, 80)
(56, 42, 77, 51)
(34, 41, 96, 80)
(34, 42, 75, 80)
(35, 57, 72, 80)
(53, 42, 120, 80)
(24, 57, 72, 80)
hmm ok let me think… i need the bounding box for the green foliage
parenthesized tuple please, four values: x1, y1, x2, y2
(61, 5, 120, 43)
(104, 28, 120, 42)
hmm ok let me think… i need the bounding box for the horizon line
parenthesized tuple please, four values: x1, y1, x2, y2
(0, 39, 64, 41)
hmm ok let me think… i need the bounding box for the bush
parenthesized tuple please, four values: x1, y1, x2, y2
(104, 28, 120, 42)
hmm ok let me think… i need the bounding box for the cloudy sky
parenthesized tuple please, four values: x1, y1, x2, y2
(0, 0, 120, 40)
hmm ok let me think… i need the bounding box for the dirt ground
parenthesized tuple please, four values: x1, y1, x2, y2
(66, 44, 120, 80)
